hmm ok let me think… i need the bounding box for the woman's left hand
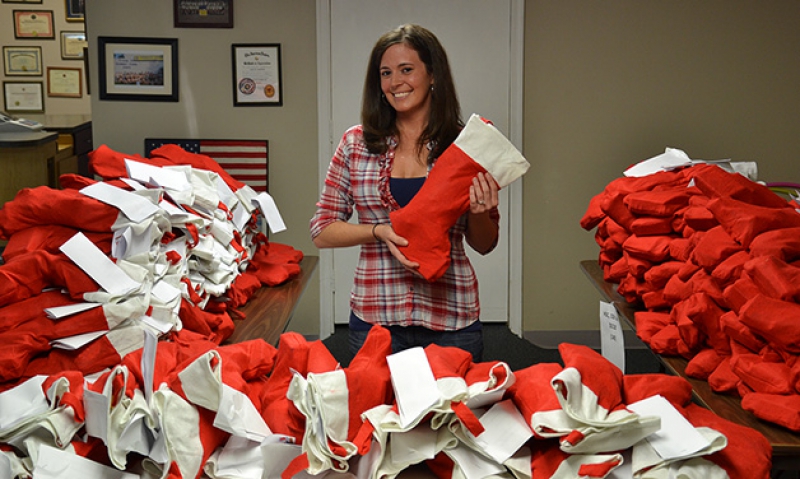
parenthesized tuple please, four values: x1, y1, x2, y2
(469, 172, 499, 214)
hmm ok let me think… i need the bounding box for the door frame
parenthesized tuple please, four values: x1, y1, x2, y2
(315, 0, 525, 339)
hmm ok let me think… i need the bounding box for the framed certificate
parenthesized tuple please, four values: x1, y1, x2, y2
(3, 46, 43, 76)
(60, 31, 87, 60)
(65, 0, 85, 22)
(47, 67, 82, 98)
(98, 36, 179, 102)
(3, 81, 44, 112)
(174, 0, 232, 28)
(231, 44, 282, 106)
(13, 10, 54, 39)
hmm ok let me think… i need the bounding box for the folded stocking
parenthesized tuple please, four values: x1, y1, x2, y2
(389, 114, 529, 282)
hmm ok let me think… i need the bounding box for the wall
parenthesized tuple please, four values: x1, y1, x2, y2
(523, 0, 800, 334)
(1, 0, 90, 119)
(85, 0, 321, 335)
(82, 0, 800, 337)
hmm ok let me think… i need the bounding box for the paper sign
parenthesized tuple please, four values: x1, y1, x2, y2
(44, 302, 102, 320)
(80, 181, 160, 223)
(623, 147, 692, 177)
(50, 330, 107, 350)
(252, 192, 286, 234)
(474, 399, 533, 464)
(60, 232, 140, 296)
(627, 395, 710, 460)
(386, 347, 440, 428)
(599, 301, 625, 373)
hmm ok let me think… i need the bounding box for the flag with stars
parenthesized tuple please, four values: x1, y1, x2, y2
(145, 139, 269, 192)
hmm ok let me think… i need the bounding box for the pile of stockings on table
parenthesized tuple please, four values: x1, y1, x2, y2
(581, 162, 800, 433)
(0, 145, 774, 477)
(0, 325, 772, 479)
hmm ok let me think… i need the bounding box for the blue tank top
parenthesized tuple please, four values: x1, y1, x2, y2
(390, 177, 426, 207)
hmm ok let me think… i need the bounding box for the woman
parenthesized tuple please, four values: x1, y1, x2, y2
(310, 24, 499, 361)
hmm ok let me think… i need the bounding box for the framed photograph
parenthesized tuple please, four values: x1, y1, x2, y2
(97, 37, 179, 102)
(60, 31, 87, 60)
(13, 10, 54, 39)
(3, 81, 44, 112)
(3, 46, 43, 76)
(65, 0, 84, 22)
(47, 67, 82, 98)
(174, 0, 232, 28)
(232, 44, 282, 107)
(83, 46, 90, 95)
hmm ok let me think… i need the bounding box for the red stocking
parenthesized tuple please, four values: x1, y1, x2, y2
(389, 114, 529, 282)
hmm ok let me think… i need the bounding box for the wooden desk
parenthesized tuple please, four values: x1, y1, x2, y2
(0, 130, 58, 206)
(580, 259, 800, 469)
(224, 255, 318, 346)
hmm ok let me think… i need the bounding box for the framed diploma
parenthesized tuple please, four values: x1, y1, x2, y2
(3, 81, 44, 113)
(61, 31, 87, 60)
(47, 67, 82, 98)
(98, 36, 179, 102)
(231, 44, 282, 107)
(174, 0, 232, 28)
(3, 46, 43, 76)
(13, 10, 54, 39)
(65, 0, 85, 22)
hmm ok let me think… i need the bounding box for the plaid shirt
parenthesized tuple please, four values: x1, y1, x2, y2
(310, 125, 499, 331)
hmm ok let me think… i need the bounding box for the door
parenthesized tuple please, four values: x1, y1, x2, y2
(316, 0, 524, 338)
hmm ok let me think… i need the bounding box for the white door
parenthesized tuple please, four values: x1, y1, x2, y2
(316, 0, 524, 338)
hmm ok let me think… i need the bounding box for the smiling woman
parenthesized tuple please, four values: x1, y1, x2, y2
(310, 24, 501, 362)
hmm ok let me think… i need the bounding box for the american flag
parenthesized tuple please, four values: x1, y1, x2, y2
(145, 139, 269, 192)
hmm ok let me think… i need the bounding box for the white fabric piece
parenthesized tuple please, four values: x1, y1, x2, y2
(632, 427, 728, 478)
(540, 367, 661, 454)
(151, 385, 204, 479)
(286, 370, 357, 475)
(452, 114, 530, 188)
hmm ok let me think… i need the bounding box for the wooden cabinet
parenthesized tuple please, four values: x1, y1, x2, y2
(49, 119, 92, 186)
(0, 131, 59, 206)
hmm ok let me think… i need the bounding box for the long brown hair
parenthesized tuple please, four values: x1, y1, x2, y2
(361, 24, 462, 164)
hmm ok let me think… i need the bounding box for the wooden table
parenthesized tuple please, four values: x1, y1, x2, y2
(580, 259, 800, 470)
(224, 255, 318, 346)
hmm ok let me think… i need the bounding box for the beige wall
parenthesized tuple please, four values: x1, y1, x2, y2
(79, 0, 800, 336)
(1, 0, 90, 118)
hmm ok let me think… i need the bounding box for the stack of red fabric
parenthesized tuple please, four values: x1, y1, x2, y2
(581, 162, 800, 431)
(0, 143, 302, 394)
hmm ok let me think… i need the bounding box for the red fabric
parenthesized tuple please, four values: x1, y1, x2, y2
(739, 294, 800, 354)
(682, 204, 719, 231)
(1, 225, 112, 263)
(690, 225, 743, 272)
(685, 348, 725, 380)
(707, 196, 800, 248)
(506, 362, 564, 438)
(623, 188, 690, 217)
(634, 311, 672, 345)
(742, 393, 800, 432)
(711, 250, 751, 287)
(643, 260, 684, 289)
(707, 359, 739, 394)
(149, 143, 247, 192)
(749, 226, 800, 262)
(0, 186, 120, 239)
(389, 143, 492, 282)
(730, 349, 792, 395)
(691, 163, 788, 208)
(0, 250, 100, 308)
(622, 373, 693, 407)
(621, 234, 674, 263)
(744, 255, 800, 303)
(719, 310, 766, 353)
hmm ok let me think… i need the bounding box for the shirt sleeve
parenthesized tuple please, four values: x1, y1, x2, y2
(309, 131, 355, 240)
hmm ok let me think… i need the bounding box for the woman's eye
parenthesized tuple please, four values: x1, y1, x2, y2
(402, 67, 413, 74)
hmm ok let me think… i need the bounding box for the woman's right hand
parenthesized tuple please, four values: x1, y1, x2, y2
(374, 224, 421, 274)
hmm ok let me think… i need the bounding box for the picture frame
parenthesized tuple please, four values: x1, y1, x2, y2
(174, 0, 232, 28)
(97, 37, 179, 102)
(3, 81, 44, 113)
(47, 67, 82, 98)
(3, 46, 43, 76)
(231, 44, 282, 107)
(13, 10, 54, 39)
(60, 31, 87, 60)
(1, 0, 43, 4)
(65, 0, 84, 22)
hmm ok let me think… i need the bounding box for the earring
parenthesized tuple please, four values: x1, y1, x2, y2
(430, 84, 434, 91)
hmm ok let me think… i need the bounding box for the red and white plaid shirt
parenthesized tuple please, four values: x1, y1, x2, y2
(310, 125, 499, 331)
